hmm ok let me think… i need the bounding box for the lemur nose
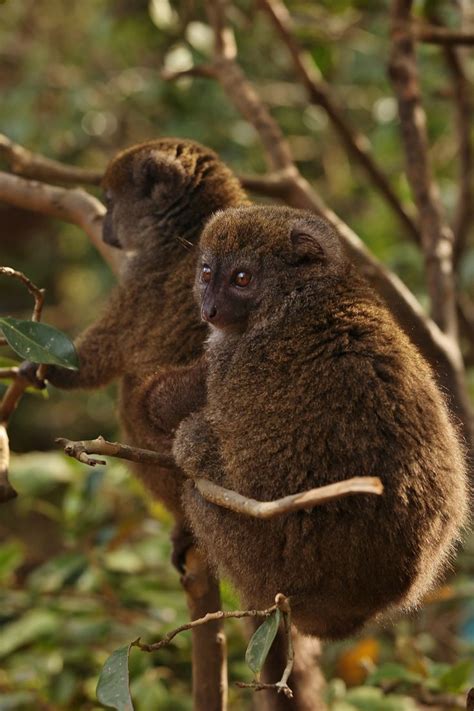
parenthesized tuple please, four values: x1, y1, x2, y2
(202, 305, 217, 322)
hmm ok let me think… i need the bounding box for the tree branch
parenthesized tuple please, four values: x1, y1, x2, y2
(0, 133, 103, 185)
(0, 171, 121, 274)
(414, 24, 474, 45)
(0, 266, 48, 501)
(389, 1, 458, 340)
(257, 0, 420, 244)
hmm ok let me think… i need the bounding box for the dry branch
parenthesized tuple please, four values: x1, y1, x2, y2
(389, 1, 458, 340)
(0, 133, 103, 185)
(56, 435, 175, 469)
(258, 0, 420, 243)
(0, 171, 120, 274)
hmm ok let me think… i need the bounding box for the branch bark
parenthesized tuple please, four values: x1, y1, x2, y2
(0, 133, 103, 185)
(0, 171, 121, 274)
(414, 24, 474, 45)
(389, 1, 458, 340)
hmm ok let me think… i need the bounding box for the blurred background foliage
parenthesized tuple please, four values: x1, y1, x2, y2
(0, 0, 473, 708)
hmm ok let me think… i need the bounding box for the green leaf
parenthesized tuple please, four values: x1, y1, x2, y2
(245, 609, 281, 676)
(367, 662, 423, 686)
(438, 659, 473, 693)
(0, 610, 59, 658)
(96, 644, 134, 711)
(0, 317, 79, 369)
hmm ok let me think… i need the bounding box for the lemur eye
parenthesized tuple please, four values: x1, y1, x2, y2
(201, 265, 212, 284)
(234, 271, 251, 288)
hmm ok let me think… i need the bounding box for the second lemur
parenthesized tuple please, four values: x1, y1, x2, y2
(171, 205, 468, 639)
(21, 139, 247, 560)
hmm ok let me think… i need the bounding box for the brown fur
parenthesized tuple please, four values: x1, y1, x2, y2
(22, 139, 247, 526)
(173, 205, 469, 639)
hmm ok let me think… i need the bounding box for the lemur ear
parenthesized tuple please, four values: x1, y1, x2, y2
(135, 152, 187, 199)
(290, 217, 344, 266)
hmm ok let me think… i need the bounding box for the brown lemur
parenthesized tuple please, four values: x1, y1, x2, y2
(21, 138, 248, 564)
(164, 204, 469, 640)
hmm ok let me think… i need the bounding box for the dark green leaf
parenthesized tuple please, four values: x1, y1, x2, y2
(0, 317, 78, 369)
(245, 609, 281, 676)
(96, 644, 134, 711)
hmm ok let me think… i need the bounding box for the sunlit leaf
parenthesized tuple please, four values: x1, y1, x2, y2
(96, 644, 134, 711)
(245, 609, 281, 676)
(0, 317, 78, 369)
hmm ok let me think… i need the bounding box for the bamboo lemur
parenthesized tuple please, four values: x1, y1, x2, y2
(21, 139, 247, 561)
(164, 205, 468, 639)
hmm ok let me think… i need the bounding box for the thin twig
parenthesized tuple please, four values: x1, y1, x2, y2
(258, 0, 420, 243)
(136, 592, 294, 699)
(55, 435, 175, 469)
(0, 133, 103, 185)
(0, 266, 45, 322)
(135, 600, 279, 652)
(389, 0, 458, 340)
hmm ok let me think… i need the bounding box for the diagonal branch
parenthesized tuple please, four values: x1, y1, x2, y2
(389, 0, 458, 340)
(258, 0, 420, 243)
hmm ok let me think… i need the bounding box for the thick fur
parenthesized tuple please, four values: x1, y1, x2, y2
(26, 139, 247, 519)
(174, 205, 469, 639)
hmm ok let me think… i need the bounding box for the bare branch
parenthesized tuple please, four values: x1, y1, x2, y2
(55, 435, 175, 469)
(389, 1, 458, 339)
(414, 24, 474, 45)
(258, 0, 420, 243)
(0, 133, 103, 185)
(195, 476, 383, 519)
(0, 171, 121, 274)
